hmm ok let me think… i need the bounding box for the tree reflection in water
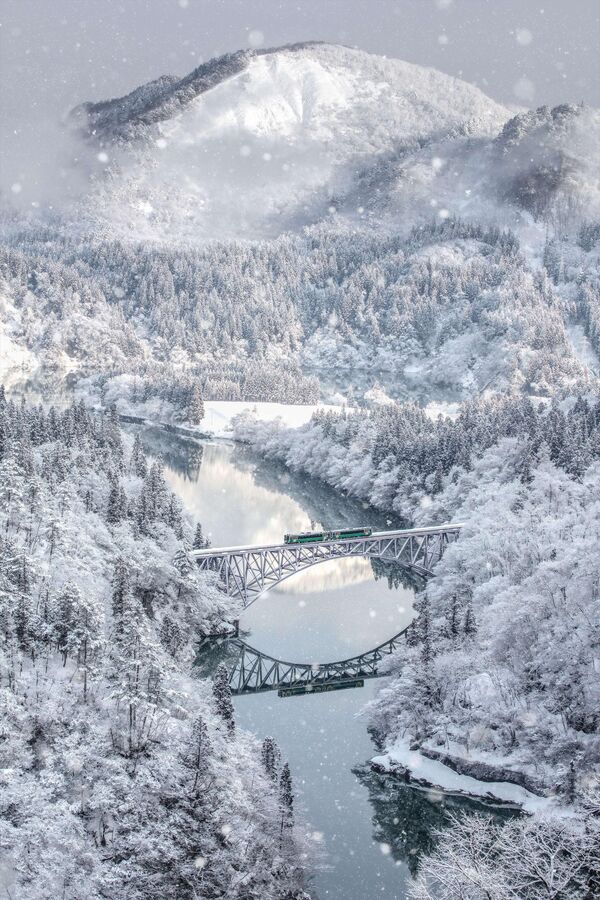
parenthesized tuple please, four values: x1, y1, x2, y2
(353, 765, 519, 877)
(132, 425, 204, 482)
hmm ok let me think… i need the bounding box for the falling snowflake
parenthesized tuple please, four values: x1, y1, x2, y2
(513, 77, 535, 102)
(248, 29, 264, 48)
(516, 28, 533, 46)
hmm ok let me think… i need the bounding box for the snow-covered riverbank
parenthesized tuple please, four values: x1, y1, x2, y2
(98, 394, 347, 439)
(371, 741, 558, 815)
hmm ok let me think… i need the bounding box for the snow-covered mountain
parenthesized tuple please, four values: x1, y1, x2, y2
(2, 43, 599, 402)
(70, 42, 515, 242)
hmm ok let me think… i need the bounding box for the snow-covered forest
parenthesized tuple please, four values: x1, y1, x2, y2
(1, 20, 600, 900)
(236, 394, 600, 781)
(2, 217, 599, 414)
(235, 390, 600, 890)
(0, 392, 312, 899)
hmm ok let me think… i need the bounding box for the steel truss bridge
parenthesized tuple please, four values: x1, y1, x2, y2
(191, 523, 463, 607)
(226, 626, 412, 695)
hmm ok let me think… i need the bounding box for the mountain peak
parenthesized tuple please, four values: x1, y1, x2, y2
(70, 43, 514, 242)
(72, 42, 508, 144)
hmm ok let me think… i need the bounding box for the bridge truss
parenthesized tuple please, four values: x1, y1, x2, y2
(227, 626, 411, 695)
(192, 524, 462, 607)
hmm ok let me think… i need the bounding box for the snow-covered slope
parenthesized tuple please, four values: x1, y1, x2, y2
(73, 43, 512, 242)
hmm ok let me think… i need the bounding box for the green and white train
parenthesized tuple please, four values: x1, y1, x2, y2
(283, 527, 372, 545)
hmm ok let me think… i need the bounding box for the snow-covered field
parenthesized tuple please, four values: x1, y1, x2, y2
(96, 384, 346, 438)
(202, 399, 345, 436)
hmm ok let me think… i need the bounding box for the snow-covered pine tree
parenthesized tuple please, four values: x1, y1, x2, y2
(193, 521, 210, 550)
(279, 762, 294, 839)
(212, 662, 235, 735)
(261, 736, 281, 782)
(130, 432, 148, 479)
(187, 384, 205, 425)
(182, 715, 212, 795)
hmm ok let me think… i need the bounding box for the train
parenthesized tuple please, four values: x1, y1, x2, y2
(283, 527, 373, 544)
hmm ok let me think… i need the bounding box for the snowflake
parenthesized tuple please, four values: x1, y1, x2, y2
(248, 29, 264, 48)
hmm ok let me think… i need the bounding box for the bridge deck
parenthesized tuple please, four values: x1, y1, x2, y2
(191, 522, 464, 557)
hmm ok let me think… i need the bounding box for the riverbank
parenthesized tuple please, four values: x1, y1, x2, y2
(96, 395, 347, 439)
(371, 741, 557, 814)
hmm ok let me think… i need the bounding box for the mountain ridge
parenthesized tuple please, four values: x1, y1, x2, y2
(69, 42, 520, 242)
(71, 42, 508, 144)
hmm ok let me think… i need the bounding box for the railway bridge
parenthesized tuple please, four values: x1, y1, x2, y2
(191, 523, 463, 607)
(225, 627, 412, 696)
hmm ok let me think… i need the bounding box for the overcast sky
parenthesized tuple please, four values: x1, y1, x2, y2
(1, 0, 599, 204)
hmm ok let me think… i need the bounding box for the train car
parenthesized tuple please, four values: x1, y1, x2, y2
(284, 527, 372, 544)
(329, 527, 372, 540)
(283, 530, 328, 544)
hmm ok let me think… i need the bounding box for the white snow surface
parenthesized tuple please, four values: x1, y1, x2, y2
(96, 379, 345, 437)
(84, 43, 511, 242)
(202, 400, 344, 437)
(568, 321, 600, 374)
(0, 289, 37, 385)
(372, 740, 556, 814)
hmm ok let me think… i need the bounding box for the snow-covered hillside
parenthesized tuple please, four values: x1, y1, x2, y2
(72, 43, 512, 242)
(1, 44, 599, 407)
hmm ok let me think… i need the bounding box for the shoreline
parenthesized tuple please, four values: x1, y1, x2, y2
(371, 740, 559, 815)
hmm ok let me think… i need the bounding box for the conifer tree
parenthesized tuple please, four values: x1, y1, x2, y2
(112, 556, 129, 627)
(106, 477, 124, 525)
(193, 522, 210, 550)
(182, 715, 212, 795)
(188, 385, 205, 426)
(130, 432, 148, 479)
(464, 602, 477, 636)
(261, 736, 281, 782)
(279, 762, 294, 840)
(212, 663, 235, 735)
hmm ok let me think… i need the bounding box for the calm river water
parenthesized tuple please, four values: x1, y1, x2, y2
(137, 427, 488, 900)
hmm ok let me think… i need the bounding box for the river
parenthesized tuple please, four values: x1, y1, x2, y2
(133, 426, 503, 900)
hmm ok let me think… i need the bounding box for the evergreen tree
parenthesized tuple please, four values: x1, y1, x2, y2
(182, 715, 212, 795)
(130, 432, 148, 479)
(188, 385, 205, 426)
(464, 602, 477, 636)
(106, 476, 125, 525)
(212, 663, 235, 735)
(261, 736, 281, 782)
(193, 522, 210, 550)
(279, 762, 294, 840)
(112, 557, 129, 627)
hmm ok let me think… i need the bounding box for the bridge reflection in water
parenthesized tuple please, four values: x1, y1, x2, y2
(200, 625, 412, 697)
(193, 525, 463, 696)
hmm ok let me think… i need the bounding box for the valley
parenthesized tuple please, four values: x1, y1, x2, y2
(1, 30, 599, 900)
